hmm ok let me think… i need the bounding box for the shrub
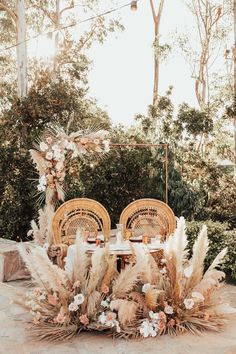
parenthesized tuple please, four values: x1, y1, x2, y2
(186, 220, 236, 282)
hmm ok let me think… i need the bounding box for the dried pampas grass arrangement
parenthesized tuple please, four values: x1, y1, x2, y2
(1, 217, 236, 341)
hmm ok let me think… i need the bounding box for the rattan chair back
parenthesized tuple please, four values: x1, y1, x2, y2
(52, 198, 111, 245)
(119, 198, 176, 240)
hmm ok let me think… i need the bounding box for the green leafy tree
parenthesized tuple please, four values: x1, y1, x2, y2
(0, 65, 111, 240)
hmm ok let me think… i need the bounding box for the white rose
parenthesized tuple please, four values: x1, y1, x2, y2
(98, 312, 106, 325)
(101, 300, 109, 308)
(74, 293, 85, 305)
(39, 142, 48, 152)
(183, 298, 194, 310)
(164, 305, 174, 314)
(103, 139, 110, 152)
(68, 302, 79, 312)
(65, 141, 76, 150)
(45, 151, 53, 160)
(192, 291, 205, 301)
(142, 283, 151, 293)
(149, 311, 159, 320)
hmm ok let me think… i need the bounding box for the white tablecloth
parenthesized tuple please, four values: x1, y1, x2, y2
(64, 240, 164, 278)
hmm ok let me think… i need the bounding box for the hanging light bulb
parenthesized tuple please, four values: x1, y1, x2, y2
(130, 1, 138, 11)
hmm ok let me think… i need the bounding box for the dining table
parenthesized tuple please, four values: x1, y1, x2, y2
(65, 238, 164, 271)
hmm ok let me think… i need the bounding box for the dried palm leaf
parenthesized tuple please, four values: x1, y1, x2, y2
(86, 246, 108, 295)
(55, 180, 65, 201)
(181, 314, 227, 334)
(133, 244, 152, 284)
(18, 244, 69, 310)
(101, 255, 118, 288)
(112, 262, 143, 299)
(30, 323, 78, 342)
(29, 149, 47, 175)
(110, 299, 138, 326)
(185, 225, 209, 292)
(144, 288, 158, 310)
(71, 235, 90, 288)
(87, 290, 101, 318)
(206, 248, 228, 273)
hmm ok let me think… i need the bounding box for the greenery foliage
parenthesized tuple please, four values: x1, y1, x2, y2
(186, 220, 236, 281)
(0, 66, 111, 241)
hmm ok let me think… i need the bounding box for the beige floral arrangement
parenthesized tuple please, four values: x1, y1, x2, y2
(1, 218, 235, 341)
(30, 126, 110, 205)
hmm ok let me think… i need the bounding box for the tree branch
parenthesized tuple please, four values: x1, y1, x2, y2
(0, 2, 17, 23)
(149, 0, 156, 21)
(30, 3, 56, 24)
(60, 0, 74, 16)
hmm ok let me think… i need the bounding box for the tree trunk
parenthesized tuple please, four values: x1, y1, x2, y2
(149, 0, 164, 106)
(16, 0, 27, 98)
(53, 0, 60, 72)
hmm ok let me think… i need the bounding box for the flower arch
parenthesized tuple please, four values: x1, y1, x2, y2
(30, 126, 110, 207)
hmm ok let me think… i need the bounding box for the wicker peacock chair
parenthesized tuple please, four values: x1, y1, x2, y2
(49, 198, 111, 267)
(119, 198, 176, 242)
(52, 198, 111, 245)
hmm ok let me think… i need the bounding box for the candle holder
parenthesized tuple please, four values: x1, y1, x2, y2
(96, 238, 101, 247)
(125, 230, 132, 240)
(142, 235, 149, 245)
(116, 224, 124, 244)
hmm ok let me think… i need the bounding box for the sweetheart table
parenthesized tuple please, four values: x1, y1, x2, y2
(65, 240, 164, 272)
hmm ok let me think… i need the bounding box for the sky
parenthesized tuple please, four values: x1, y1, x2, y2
(87, 0, 198, 125)
(29, 0, 232, 126)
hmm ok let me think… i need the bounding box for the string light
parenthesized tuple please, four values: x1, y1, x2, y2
(0, 0, 140, 54)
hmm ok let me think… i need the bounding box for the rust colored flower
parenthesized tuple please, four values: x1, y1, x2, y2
(73, 281, 81, 289)
(101, 284, 109, 294)
(79, 314, 89, 326)
(54, 313, 67, 324)
(167, 319, 175, 327)
(48, 294, 58, 306)
(158, 319, 166, 331)
(158, 311, 166, 321)
(106, 311, 116, 321)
